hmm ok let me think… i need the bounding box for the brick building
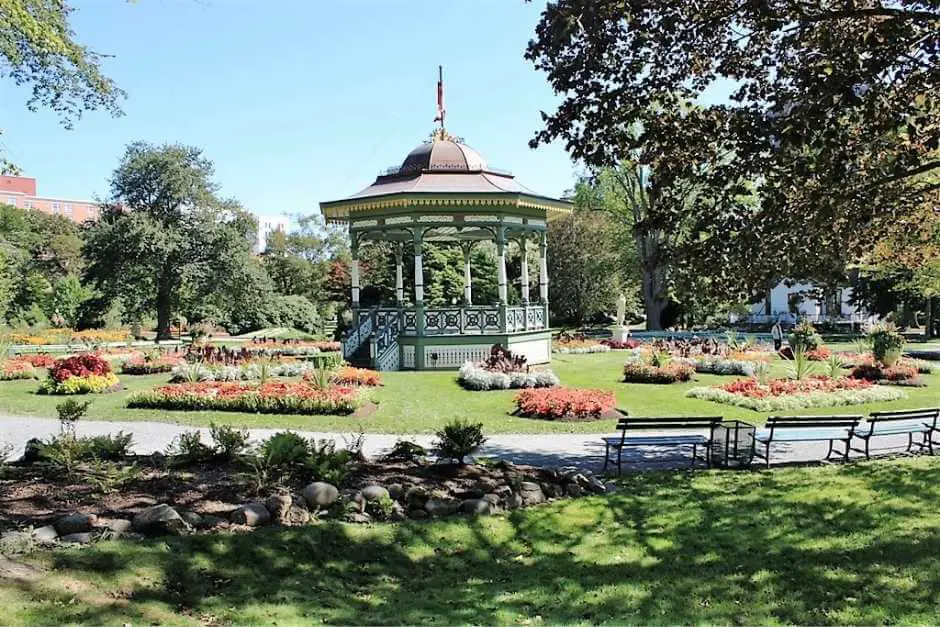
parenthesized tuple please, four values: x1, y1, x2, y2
(0, 175, 100, 222)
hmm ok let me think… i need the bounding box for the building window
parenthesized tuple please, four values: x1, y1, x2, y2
(6, 196, 15, 207)
(24, 200, 32, 209)
(63, 203, 72, 216)
(51, 202, 60, 214)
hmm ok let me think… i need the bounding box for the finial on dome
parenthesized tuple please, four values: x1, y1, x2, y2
(433, 65, 446, 134)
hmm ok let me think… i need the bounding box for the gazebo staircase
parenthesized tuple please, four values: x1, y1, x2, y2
(342, 309, 403, 371)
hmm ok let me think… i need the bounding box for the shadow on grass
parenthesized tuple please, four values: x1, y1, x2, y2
(9, 457, 940, 624)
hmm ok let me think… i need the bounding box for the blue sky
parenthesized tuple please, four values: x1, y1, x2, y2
(0, 0, 580, 219)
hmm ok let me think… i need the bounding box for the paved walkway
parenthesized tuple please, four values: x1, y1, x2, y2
(0, 414, 921, 472)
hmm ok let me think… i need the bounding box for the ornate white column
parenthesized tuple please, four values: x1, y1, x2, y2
(519, 238, 530, 304)
(395, 243, 404, 305)
(462, 242, 473, 305)
(350, 240, 360, 308)
(497, 229, 508, 305)
(539, 232, 549, 304)
(414, 238, 424, 305)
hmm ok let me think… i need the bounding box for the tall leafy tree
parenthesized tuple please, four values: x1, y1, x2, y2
(526, 0, 940, 299)
(84, 142, 259, 339)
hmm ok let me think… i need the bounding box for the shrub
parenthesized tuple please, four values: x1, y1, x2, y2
(869, 322, 906, 366)
(481, 345, 527, 373)
(80, 432, 134, 461)
(56, 398, 90, 432)
(457, 362, 559, 391)
(39, 354, 120, 394)
(788, 320, 822, 352)
(209, 423, 250, 461)
(849, 363, 920, 384)
(330, 366, 382, 386)
(253, 432, 353, 486)
(623, 360, 694, 384)
(127, 381, 361, 415)
(514, 387, 616, 420)
(167, 430, 214, 462)
(38, 372, 120, 394)
(434, 420, 486, 465)
(385, 439, 427, 463)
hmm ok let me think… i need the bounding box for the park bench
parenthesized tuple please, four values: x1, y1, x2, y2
(851, 408, 940, 459)
(753, 415, 862, 468)
(602, 416, 723, 474)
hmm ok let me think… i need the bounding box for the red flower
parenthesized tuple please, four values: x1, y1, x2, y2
(49, 354, 112, 382)
(514, 387, 615, 420)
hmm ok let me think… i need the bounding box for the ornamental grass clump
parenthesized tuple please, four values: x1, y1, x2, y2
(38, 354, 120, 395)
(514, 387, 616, 421)
(434, 420, 486, 465)
(869, 322, 906, 366)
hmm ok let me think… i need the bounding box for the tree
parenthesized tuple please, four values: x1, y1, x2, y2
(526, 0, 940, 299)
(0, 0, 124, 127)
(84, 142, 261, 339)
(548, 188, 636, 325)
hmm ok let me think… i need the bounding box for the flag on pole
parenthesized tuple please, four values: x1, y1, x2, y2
(434, 65, 445, 127)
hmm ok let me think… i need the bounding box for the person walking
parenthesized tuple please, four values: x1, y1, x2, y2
(771, 318, 784, 352)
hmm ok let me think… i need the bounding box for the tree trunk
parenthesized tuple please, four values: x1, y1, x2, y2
(155, 279, 174, 341)
(927, 297, 936, 339)
(637, 233, 669, 330)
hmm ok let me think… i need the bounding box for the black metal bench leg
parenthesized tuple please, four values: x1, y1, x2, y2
(928, 431, 935, 456)
(825, 439, 835, 461)
(765, 441, 772, 468)
(617, 446, 623, 476)
(602, 442, 610, 473)
(907, 432, 914, 453)
(842, 439, 850, 462)
(690, 443, 698, 468)
(864, 437, 870, 460)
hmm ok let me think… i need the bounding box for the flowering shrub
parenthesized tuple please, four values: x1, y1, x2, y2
(686, 376, 906, 411)
(329, 366, 382, 387)
(38, 354, 120, 394)
(514, 386, 615, 420)
(806, 347, 832, 361)
(849, 363, 922, 385)
(0, 360, 38, 380)
(126, 381, 361, 415)
(601, 338, 641, 350)
(457, 361, 559, 391)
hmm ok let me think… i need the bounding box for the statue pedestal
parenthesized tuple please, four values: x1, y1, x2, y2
(611, 325, 631, 342)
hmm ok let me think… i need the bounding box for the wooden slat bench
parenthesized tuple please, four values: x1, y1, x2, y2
(851, 408, 940, 459)
(602, 416, 723, 474)
(753, 415, 862, 468)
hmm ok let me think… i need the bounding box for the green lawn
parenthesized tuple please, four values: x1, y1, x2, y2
(0, 352, 936, 433)
(3, 456, 940, 624)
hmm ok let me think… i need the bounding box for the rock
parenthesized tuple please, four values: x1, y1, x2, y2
(557, 466, 580, 481)
(230, 503, 271, 527)
(460, 499, 493, 516)
(179, 511, 203, 527)
(483, 493, 501, 506)
(361, 485, 390, 502)
(407, 508, 429, 520)
(345, 512, 372, 524)
(564, 483, 584, 498)
(404, 486, 429, 508)
(104, 519, 133, 537)
(587, 477, 608, 494)
(21, 438, 44, 464)
(518, 482, 545, 506)
(32, 525, 58, 543)
(303, 482, 339, 509)
(573, 473, 591, 489)
(424, 498, 459, 518)
(541, 483, 561, 498)
(55, 513, 97, 536)
(507, 492, 524, 509)
(387, 501, 407, 522)
(148, 451, 166, 468)
(457, 489, 486, 501)
(265, 495, 292, 520)
(519, 481, 541, 492)
(386, 483, 404, 501)
(493, 485, 513, 499)
(59, 532, 94, 545)
(132, 504, 191, 536)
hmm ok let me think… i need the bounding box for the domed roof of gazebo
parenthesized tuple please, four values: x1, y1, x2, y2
(399, 138, 487, 174)
(320, 131, 572, 223)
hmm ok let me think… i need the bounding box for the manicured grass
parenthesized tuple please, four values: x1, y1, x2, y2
(3, 456, 940, 624)
(0, 352, 936, 433)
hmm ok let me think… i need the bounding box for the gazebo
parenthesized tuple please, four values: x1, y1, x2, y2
(320, 128, 572, 370)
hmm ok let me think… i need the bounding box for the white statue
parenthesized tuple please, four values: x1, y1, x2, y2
(615, 293, 627, 327)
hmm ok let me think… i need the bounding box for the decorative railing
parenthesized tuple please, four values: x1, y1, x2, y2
(505, 305, 546, 333)
(342, 312, 374, 359)
(423, 307, 501, 335)
(372, 309, 402, 371)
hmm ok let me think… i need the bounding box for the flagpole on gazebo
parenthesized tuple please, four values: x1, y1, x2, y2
(434, 65, 446, 135)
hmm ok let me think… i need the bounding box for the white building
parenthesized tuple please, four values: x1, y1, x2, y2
(747, 280, 869, 326)
(254, 215, 290, 254)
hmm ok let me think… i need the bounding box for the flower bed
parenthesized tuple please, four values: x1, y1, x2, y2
(170, 360, 323, 383)
(126, 381, 361, 415)
(184, 344, 342, 368)
(514, 386, 616, 420)
(601, 338, 641, 350)
(120, 354, 183, 375)
(1, 328, 131, 346)
(686, 376, 906, 411)
(553, 343, 611, 354)
(330, 366, 382, 387)
(806, 347, 832, 361)
(457, 361, 559, 391)
(11, 354, 57, 368)
(684, 356, 756, 376)
(38, 354, 121, 394)
(0, 360, 38, 380)
(623, 361, 694, 384)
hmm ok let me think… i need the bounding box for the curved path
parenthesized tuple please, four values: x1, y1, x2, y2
(0, 414, 921, 472)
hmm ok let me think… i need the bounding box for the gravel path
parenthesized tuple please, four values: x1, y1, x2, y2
(0, 414, 919, 472)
